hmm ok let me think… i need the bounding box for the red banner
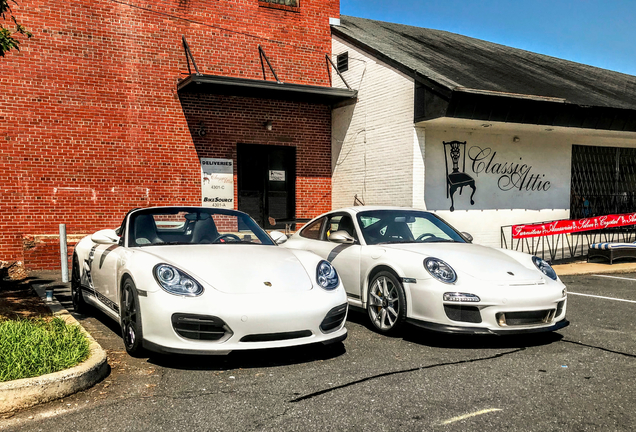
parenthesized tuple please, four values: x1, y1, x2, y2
(512, 213, 636, 239)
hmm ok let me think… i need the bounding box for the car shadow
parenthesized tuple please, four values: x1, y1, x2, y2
(148, 341, 347, 371)
(347, 307, 563, 349)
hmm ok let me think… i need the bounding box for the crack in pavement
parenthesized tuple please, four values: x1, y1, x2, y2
(289, 348, 526, 403)
(562, 339, 636, 358)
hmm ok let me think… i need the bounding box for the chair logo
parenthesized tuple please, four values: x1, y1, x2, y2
(443, 140, 552, 211)
(443, 141, 476, 212)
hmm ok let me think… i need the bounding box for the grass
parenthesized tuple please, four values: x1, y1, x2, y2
(0, 317, 90, 383)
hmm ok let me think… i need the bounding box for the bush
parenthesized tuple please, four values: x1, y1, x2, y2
(0, 317, 90, 382)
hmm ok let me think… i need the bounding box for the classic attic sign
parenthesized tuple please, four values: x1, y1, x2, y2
(513, 212, 636, 238)
(467, 146, 551, 192)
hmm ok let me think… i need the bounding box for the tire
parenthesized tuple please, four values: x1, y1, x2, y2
(71, 254, 88, 314)
(367, 271, 407, 334)
(120, 278, 146, 357)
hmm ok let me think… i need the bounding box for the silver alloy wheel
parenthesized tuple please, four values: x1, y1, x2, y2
(368, 275, 400, 331)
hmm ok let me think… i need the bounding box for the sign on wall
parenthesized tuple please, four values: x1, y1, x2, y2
(513, 212, 636, 239)
(201, 158, 234, 209)
(269, 170, 286, 181)
(424, 131, 569, 212)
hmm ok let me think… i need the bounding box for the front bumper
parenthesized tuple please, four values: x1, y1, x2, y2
(406, 317, 569, 335)
(138, 287, 348, 355)
(405, 277, 568, 334)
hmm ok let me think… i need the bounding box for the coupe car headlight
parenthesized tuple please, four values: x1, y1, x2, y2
(424, 258, 457, 284)
(532, 256, 558, 281)
(153, 264, 204, 296)
(316, 260, 339, 291)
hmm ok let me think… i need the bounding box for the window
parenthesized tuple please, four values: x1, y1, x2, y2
(325, 214, 357, 241)
(336, 52, 348, 73)
(571, 145, 636, 219)
(356, 210, 465, 245)
(260, 0, 299, 7)
(299, 217, 324, 240)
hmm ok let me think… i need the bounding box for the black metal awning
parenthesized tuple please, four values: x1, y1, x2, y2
(177, 74, 357, 105)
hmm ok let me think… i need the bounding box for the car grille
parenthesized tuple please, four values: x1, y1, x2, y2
(320, 303, 348, 333)
(496, 309, 556, 327)
(240, 330, 313, 342)
(444, 305, 482, 323)
(171, 314, 232, 341)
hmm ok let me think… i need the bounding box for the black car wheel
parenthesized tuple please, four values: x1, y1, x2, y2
(120, 278, 146, 357)
(71, 254, 88, 314)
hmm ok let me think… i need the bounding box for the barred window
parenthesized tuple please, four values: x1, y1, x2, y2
(261, 0, 299, 6)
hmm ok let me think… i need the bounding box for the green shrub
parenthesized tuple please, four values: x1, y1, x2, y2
(0, 317, 90, 383)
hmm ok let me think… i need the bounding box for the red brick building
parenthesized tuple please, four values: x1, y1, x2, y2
(1, 0, 355, 270)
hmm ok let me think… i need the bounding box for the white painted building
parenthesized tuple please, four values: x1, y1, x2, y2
(330, 16, 636, 249)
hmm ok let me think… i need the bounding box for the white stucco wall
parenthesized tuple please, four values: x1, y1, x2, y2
(331, 36, 417, 208)
(418, 120, 636, 247)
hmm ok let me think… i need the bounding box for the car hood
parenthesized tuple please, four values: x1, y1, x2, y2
(383, 242, 544, 284)
(143, 245, 314, 294)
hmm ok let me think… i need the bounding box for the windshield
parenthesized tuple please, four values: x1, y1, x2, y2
(356, 210, 466, 245)
(128, 207, 275, 247)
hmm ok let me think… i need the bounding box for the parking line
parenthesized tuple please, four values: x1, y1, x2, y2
(592, 274, 636, 281)
(568, 292, 636, 304)
(437, 408, 502, 425)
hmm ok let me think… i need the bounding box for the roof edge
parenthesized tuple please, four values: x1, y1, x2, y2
(331, 26, 453, 99)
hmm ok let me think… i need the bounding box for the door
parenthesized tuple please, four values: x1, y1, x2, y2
(237, 144, 296, 230)
(88, 244, 121, 314)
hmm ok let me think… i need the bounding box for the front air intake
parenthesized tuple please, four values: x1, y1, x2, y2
(171, 314, 232, 341)
(444, 305, 482, 323)
(320, 303, 348, 333)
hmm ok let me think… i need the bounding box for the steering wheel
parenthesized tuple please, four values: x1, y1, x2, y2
(416, 233, 437, 242)
(213, 234, 242, 243)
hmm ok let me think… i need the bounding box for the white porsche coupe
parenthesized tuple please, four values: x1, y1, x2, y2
(71, 206, 348, 356)
(281, 207, 568, 336)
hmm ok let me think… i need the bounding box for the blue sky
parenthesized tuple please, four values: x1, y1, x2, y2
(340, 0, 636, 76)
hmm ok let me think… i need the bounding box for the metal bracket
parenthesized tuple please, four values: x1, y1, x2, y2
(325, 54, 352, 90)
(258, 45, 282, 84)
(182, 36, 201, 76)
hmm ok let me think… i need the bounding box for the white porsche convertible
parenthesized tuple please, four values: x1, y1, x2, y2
(282, 207, 568, 336)
(71, 206, 347, 356)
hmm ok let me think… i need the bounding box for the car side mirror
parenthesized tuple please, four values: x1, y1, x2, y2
(461, 232, 473, 243)
(329, 230, 355, 244)
(91, 229, 120, 245)
(270, 230, 288, 245)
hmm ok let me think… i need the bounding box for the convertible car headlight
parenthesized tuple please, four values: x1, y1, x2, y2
(153, 264, 204, 296)
(532, 256, 558, 281)
(424, 258, 457, 284)
(316, 260, 339, 291)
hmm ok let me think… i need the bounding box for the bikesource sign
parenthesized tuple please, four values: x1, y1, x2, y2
(200, 158, 234, 209)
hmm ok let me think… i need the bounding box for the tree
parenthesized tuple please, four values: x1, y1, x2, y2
(1, 0, 31, 57)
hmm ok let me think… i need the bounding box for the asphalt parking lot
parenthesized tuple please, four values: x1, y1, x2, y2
(3, 272, 635, 431)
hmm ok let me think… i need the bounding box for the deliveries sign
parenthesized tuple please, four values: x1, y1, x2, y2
(512, 213, 636, 239)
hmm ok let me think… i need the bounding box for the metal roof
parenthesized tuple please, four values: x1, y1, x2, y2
(178, 74, 358, 106)
(333, 16, 636, 130)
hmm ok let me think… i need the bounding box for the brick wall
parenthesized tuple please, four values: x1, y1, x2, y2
(1, 0, 339, 269)
(180, 93, 333, 219)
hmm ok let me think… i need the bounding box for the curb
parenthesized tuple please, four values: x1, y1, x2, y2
(0, 281, 109, 414)
(553, 261, 636, 276)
